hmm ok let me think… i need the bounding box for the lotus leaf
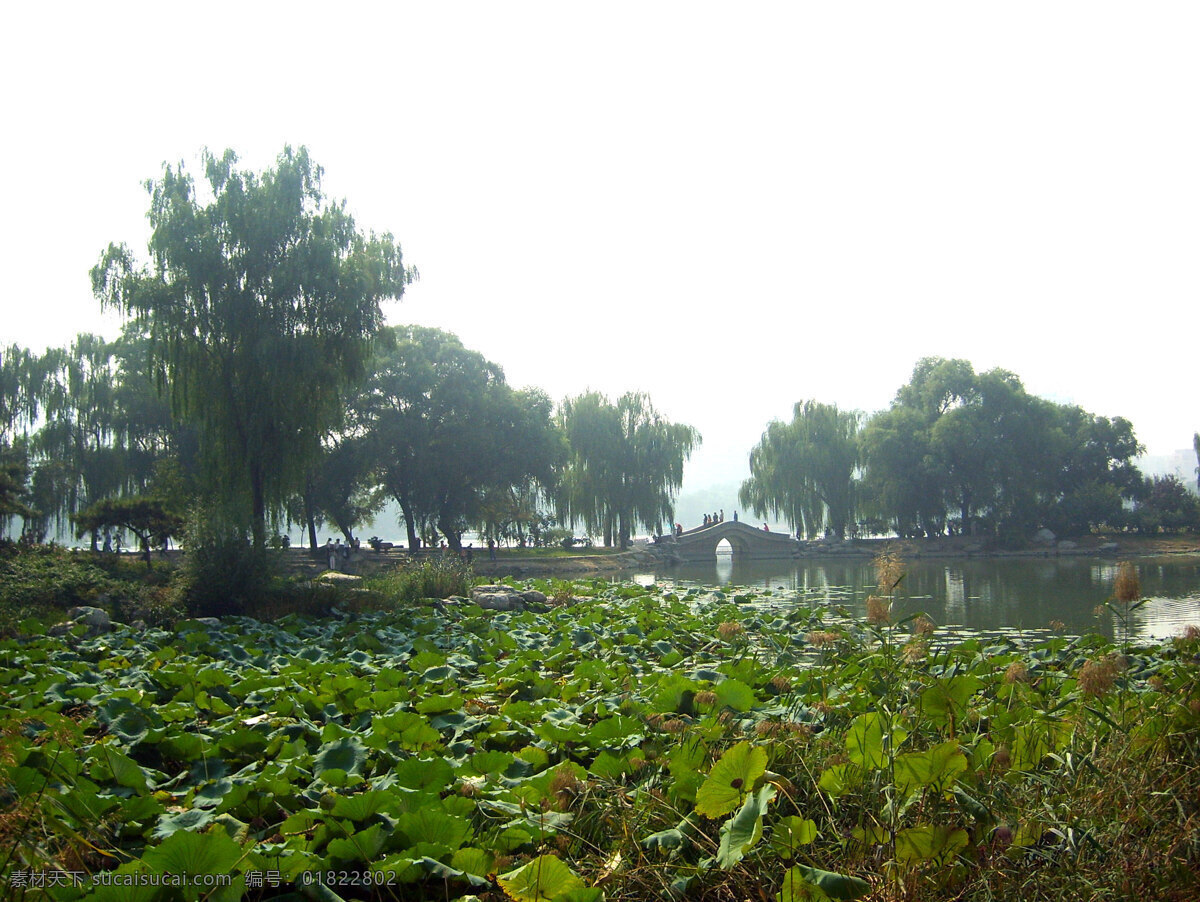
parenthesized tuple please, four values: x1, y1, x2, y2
(716, 784, 774, 868)
(498, 853, 588, 901)
(694, 741, 768, 818)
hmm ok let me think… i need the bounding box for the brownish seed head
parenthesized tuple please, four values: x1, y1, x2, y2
(1113, 561, 1141, 604)
(1078, 657, 1119, 698)
(1004, 661, 1029, 684)
(873, 549, 905, 594)
(717, 621, 745, 641)
(866, 595, 891, 626)
(806, 630, 840, 648)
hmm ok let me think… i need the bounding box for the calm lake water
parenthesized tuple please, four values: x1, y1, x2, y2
(640, 554, 1200, 641)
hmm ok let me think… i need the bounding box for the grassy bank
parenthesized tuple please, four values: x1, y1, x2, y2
(1, 559, 1199, 900)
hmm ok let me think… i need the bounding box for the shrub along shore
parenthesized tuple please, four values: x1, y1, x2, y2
(1, 547, 1199, 901)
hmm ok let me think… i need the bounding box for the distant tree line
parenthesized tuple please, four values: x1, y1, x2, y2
(740, 358, 1200, 542)
(0, 148, 700, 567)
(4, 146, 1195, 578)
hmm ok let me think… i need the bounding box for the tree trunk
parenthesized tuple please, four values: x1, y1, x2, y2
(399, 499, 420, 550)
(304, 491, 319, 554)
(250, 468, 267, 552)
(440, 519, 463, 552)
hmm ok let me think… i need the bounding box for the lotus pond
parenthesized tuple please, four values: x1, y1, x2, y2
(3, 573, 1200, 901)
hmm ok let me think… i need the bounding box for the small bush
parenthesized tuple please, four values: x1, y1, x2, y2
(173, 507, 276, 617)
(111, 584, 186, 628)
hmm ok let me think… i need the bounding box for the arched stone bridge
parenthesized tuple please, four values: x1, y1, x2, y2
(654, 520, 799, 563)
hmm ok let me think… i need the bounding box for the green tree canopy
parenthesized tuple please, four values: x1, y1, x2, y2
(0, 443, 35, 533)
(293, 435, 387, 549)
(556, 391, 699, 548)
(358, 326, 563, 550)
(860, 357, 1144, 539)
(91, 146, 414, 550)
(739, 400, 861, 539)
(0, 344, 42, 536)
(72, 496, 185, 564)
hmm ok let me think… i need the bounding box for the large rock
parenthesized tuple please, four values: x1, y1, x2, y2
(469, 585, 550, 611)
(49, 605, 113, 638)
(317, 571, 363, 584)
(67, 606, 112, 630)
(1032, 528, 1057, 546)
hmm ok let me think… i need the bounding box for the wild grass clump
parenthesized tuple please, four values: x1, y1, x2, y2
(367, 554, 473, 602)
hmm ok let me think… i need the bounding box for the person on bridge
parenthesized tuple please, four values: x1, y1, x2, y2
(719, 509, 724, 522)
(675, 523, 683, 537)
(763, 523, 769, 532)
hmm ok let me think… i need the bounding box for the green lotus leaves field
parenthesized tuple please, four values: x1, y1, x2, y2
(3, 577, 1199, 900)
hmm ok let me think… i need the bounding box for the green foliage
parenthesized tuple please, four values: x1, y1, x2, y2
(92, 146, 414, 551)
(1130, 474, 1200, 533)
(72, 495, 184, 560)
(294, 434, 388, 548)
(740, 400, 861, 540)
(0, 543, 114, 628)
(360, 326, 563, 551)
(2, 577, 1199, 901)
(498, 854, 594, 901)
(556, 390, 699, 547)
(860, 357, 1145, 538)
(0, 543, 180, 633)
(695, 741, 768, 817)
(173, 504, 275, 617)
(0, 441, 34, 531)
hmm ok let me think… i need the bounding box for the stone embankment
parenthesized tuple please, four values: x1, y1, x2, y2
(469, 547, 660, 578)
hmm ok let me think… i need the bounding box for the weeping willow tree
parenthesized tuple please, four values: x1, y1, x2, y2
(0, 344, 42, 536)
(556, 391, 699, 548)
(92, 146, 414, 552)
(740, 400, 861, 539)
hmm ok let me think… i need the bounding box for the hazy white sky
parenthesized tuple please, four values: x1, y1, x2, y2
(3, 2, 1197, 492)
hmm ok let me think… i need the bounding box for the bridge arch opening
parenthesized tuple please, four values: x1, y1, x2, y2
(715, 538, 733, 559)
